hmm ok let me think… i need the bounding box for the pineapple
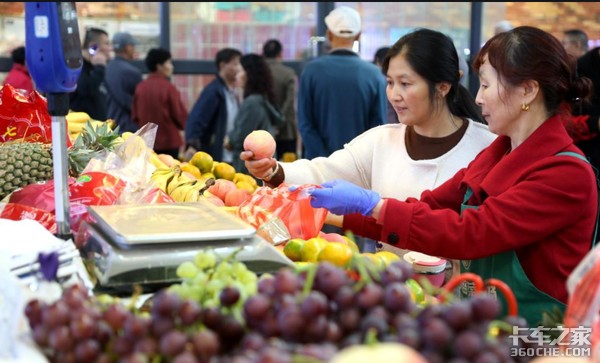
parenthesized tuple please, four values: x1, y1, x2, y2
(0, 121, 123, 200)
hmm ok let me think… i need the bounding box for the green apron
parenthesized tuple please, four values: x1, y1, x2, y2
(459, 152, 599, 326)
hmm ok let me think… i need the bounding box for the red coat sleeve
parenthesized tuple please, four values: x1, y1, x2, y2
(375, 157, 595, 260)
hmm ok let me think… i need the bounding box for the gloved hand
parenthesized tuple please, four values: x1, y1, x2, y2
(289, 180, 381, 216)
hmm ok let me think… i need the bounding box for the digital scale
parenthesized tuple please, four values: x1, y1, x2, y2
(79, 200, 294, 294)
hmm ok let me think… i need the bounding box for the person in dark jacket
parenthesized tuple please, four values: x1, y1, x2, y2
(69, 27, 111, 120)
(185, 48, 242, 163)
(4, 46, 34, 95)
(226, 54, 284, 175)
(105, 32, 143, 133)
(297, 6, 386, 159)
(263, 39, 299, 160)
(132, 48, 187, 159)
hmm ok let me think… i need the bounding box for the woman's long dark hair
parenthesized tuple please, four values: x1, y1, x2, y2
(240, 54, 276, 105)
(382, 28, 484, 124)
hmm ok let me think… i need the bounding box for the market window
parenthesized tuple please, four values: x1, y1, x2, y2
(170, 2, 317, 60)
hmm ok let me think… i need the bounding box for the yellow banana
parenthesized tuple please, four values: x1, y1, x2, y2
(66, 112, 90, 124)
(170, 182, 195, 202)
(150, 165, 180, 192)
(150, 171, 174, 192)
(166, 173, 180, 195)
(150, 152, 168, 169)
(184, 182, 201, 202)
(121, 132, 134, 141)
(117, 134, 147, 159)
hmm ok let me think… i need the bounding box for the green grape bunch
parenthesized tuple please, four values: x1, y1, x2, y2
(170, 250, 258, 314)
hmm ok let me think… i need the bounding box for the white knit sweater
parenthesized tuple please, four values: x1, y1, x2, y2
(282, 120, 497, 200)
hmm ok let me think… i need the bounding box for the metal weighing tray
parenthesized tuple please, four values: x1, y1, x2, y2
(88, 201, 256, 247)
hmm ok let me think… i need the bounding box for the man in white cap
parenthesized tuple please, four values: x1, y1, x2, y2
(105, 32, 143, 133)
(297, 6, 386, 159)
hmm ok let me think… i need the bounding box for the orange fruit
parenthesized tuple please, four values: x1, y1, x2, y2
(376, 251, 401, 266)
(201, 172, 216, 180)
(180, 163, 202, 179)
(342, 236, 360, 253)
(282, 152, 297, 163)
(361, 253, 386, 269)
(301, 237, 329, 263)
(283, 239, 305, 262)
(233, 173, 246, 184)
(318, 243, 353, 268)
(214, 163, 236, 181)
(236, 181, 254, 193)
(240, 174, 258, 187)
(190, 152, 213, 173)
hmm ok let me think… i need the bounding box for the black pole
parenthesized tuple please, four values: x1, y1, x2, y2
(468, 2, 483, 97)
(159, 2, 170, 51)
(317, 2, 335, 57)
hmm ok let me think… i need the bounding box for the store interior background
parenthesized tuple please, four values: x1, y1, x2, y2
(1, 2, 600, 111)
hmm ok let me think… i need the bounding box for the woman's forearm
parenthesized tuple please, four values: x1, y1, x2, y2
(371, 199, 385, 220)
(324, 212, 344, 227)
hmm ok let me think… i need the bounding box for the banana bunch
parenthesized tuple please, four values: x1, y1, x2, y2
(67, 112, 109, 139)
(150, 165, 182, 193)
(170, 178, 215, 202)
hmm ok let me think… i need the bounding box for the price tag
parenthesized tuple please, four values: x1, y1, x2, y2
(34, 15, 49, 38)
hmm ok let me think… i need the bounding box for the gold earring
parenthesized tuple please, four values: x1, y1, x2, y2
(521, 103, 530, 111)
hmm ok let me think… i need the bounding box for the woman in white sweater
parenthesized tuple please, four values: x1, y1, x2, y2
(242, 29, 496, 250)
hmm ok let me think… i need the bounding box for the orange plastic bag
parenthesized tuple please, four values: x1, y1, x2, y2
(237, 184, 327, 240)
(0, 84, 72, 146)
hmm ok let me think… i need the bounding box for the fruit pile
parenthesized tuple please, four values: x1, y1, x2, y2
(25, 247, 532, 363)
(148, 150, 259, 207)
(282, 234, 405, 276)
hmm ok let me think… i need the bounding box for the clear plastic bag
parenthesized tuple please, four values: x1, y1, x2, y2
(256, 218, 291, 246)
(83, 123, 159, 205)
(565, 244, 600, 361)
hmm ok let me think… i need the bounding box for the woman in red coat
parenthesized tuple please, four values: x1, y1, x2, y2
(298, 26, 598, 326)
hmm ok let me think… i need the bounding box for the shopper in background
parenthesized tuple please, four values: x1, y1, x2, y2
(373, 46, 397, 124)
(105, 32, 143, 134)
(70, 27, 111, 121)
(241, 29, 496, 253)
(561, 29, 588, 59)
(303, 26, 597, 326)
(4, 46, 34, 95)
(263, 39, 299, 161)
(297, 6, 387, 159)
(132, 48, 187, 159)
(226, 54, 284, 176)
(185, 48, 243, 163)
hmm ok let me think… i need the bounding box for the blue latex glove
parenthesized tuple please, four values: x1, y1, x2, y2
(289, 180, 381, 216)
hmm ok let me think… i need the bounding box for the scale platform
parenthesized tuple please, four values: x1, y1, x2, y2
(80, 201, 294, 294)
